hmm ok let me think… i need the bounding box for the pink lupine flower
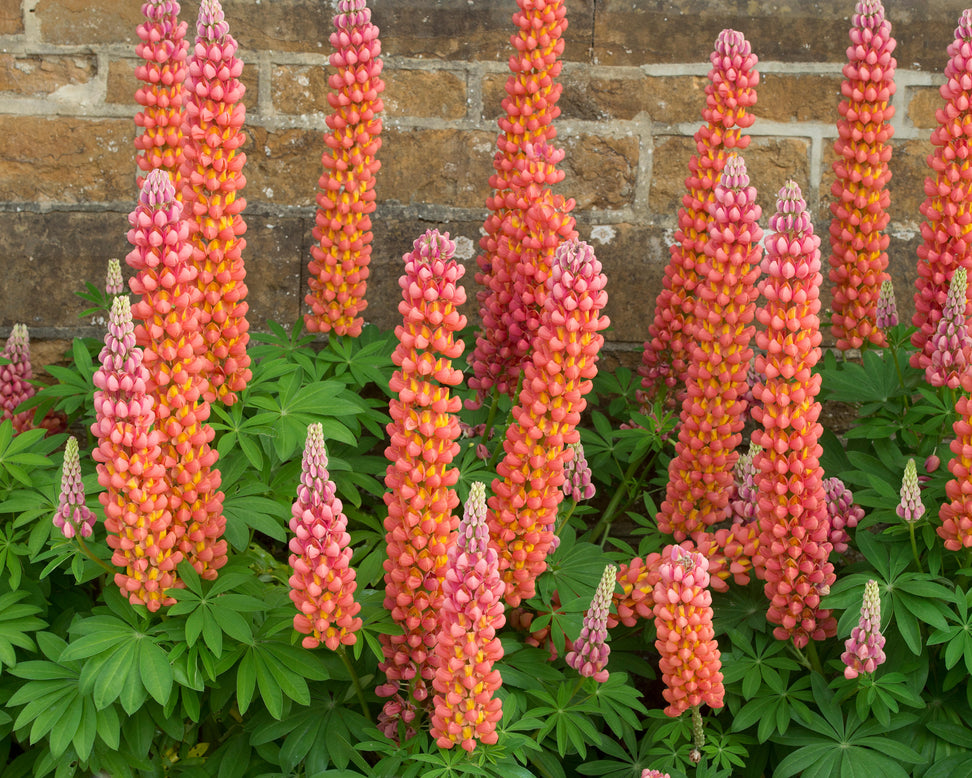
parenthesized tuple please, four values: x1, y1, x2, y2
(54, 437, 96, 540)
(0, 324, 35, 433)
(897, 458, 924, 523)
(562, 441, 595, 503)
(876, 278, 898, 330)
(941, 373, 972, 549)
(823, 477, 863, 554)
(641, 771, 672, 778)
(925, 266, 972, 389)
(431, 482, 506, 752)
(376, 694, 417, 744)
(607, 553, 662, 629)
(566, 563, 617, 683)
(106, 258, 124, 297)
(842, 579, 886, 679)
(708, 440, 761, 587)
(288, 422, 362, 650)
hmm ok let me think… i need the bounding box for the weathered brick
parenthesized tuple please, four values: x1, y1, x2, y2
(907, 85, 944, 130)
(560, 132, 639, 210)
(271, 63, 330, 116)
(382, 68, 467, 119)
(0, 54, 95, 97)
(755, 73, 843, 124)
(0, 0, 23, 35)
(643, 75, 708, 125)
(0, 117, 134, 204)
(245, 126, 321, 207)
(235, 215, 307, 329)
(35, 0, 147, 46)
(559, 69, 652, 122)
(886, 138, 934, 225)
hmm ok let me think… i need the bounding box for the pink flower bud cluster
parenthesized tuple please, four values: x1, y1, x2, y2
(562, 441, 595, 502)
(488, 240, 609, 607)
(659, 153, 762, 541)
(180, 0, 250, 404)
(126, 169, 226, 582)
(642, 771, 672, 778)
(54, 437, 96, 540)
(652, 545, 724, 717)
(709, 441, 761, 587)
(639, 30, 758, 409)
(306, 0, 384, 337)
(912, 11, 972, 372)
(841, 579, 886, 679)
(566, 563, 617, 683)
(379, 231, 466, 708)
(92, 295, 180, 610)
(823, 477, 863, 554)
(431, 483, 506, 752)
(106, 258, 124, 297)
(876, 278, 899, 329)
(288, 423, 362, 650)
(926, 266, 972, 388)
(828, 0, 896, 350)
(376, 694, 418, 743)
(941, 371, 972, 548)
(0, 324, 35, 434)
(751, 181, 836, 648)
(134, 0, 188, 188)
(897, 458, 924, 523)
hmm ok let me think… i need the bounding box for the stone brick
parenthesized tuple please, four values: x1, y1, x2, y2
(0, 54, 96, 97)
(643, 75, 708, 125)
(106, 54, 258, 110)
(0, 0, 22, 35)
(245, 126, 321, 207)
(382, 68, 467, 120)
(35, 0, 147, 46)
(560, 132, 639, 210)
(887, 138, 933, 225)
(0, 117, 134, 204)
(558, 69, 652, 122)
(235, 215, 307, 329)
(907, 85, 943, 130)
(755, 73, 843, 124)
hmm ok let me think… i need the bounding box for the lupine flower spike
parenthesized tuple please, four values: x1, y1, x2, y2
(126, 169, 226, 580)
(751, 180, 836, 647)
(0, 324, 35, 433)
(912, 11, 972, 371)
(379, 230, 465, 710)
(711, 440, 761, 587)
(489, 239, 609, 607)
(288, 423, 362, 650)
(842, 579, 886, 679)
(823, 477, 864, 554)
(876, 278, 899, 330)
(898, 458, 924, 523)
(642, 771, 672, 778)
(305, 0, 384, 337)
(608, 553, 663, 629)
(940, 370, 972, 548)
(106, 258, 124, 297)
(431, 483, 506, 752)
(134, 0, 188, 189)
(181, 0, 250, 404)
(92, 295, 181, 610)
(926, 266, 972, 389)
(829, 0, 896, 350)
(652, 545, 724, 717)
(54, 437, 96, 540)
(566, 563, 617, 683)
(639, 30, 758, 408)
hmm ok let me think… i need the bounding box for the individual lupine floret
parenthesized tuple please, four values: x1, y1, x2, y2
(305, 0, 384, 337)
(926, 266, 972, 388)
(566, 563, 617, 683)
(639, 30, 759, 406)
(652, 545, 724, 717)
(106, 258, 125, 297)
(941, 370, 972, 548)
(54, 437, 96, 540)
(823, 477, 864, 554)
(181, 0, 250, 403)
(912, 10, 972, 371)
(897, 458, 924, 522)
(91, 295, 181, 610)
(289, 423, 362, 650)
(134, 0, 188, 188)
(658, 153, 762, 540)
(841, 579, 886, 679)
(0, 324, 35, 433)
(876, 278, 899, 330)
(828, 0, 896, 350)
(751, 180, 837, 648)
(488, 239, 610, 607)
(126, 169, 226, 581)
(430, 483, 506, 752)
(379, 230, 465, 709)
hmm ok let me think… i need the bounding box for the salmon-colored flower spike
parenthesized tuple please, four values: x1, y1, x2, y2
(91, 295, 181, 611)
(470, 0, 568, 406)
(940, 367, 972, 549)
(566, 563, 617, 683)
(926, 266, 972, 388)
(751, 180, 836, 648)
(305, 0, 384, 337)
(898, 458, 924, 523)
(652, 545, 724, 717)
(0, 324, 35, 433)
(876, 277, 899, 330)
(659, 153, 763, 541)
(431, 482, 506, 752)
(829, 0, 896, 351)
(180, 0, 250, 404)
(378, 230, 466, 709)
(841, 579, 886, 680)
(823, 477, 863, 554)
(912, 10, 972, 370)
(134, 0, 188, 189)
(126, 169, 226, 581)
(639, 29, 759, 408)
(54, 437, 96, 540)
(488, 239, 610, 607)
(289, 423, 362, 650)
(708, 441, 761, 587)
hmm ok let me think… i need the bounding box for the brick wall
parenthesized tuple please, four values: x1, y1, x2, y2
(0, 0, 968, 366)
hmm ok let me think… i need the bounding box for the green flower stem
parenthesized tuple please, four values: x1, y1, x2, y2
(65, 517, 115, 577)
(592, 448, 653, 547)
(555, 498, 577, 535)
(478, 388, 501, 452)
(791, 640, 824, 675)
(486, 373, 524, 472)
(908, 522, 924, 574)
(337, 645, 371, 720)
(888, 345, 910, 410)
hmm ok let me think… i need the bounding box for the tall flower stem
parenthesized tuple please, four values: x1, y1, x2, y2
(593, 447, 655, 547)
(338, 645, 370, 719)
(908, 523, 923, 573)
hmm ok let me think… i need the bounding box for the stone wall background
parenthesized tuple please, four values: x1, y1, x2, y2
(0, 0, 968, 367)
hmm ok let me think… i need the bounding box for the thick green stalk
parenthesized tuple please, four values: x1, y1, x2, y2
(338, 645, 371, 720)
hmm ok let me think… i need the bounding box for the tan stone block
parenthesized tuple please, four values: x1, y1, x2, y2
(908, 85, 943, 130)
(888, 138, 933, 225)
(245, 126, 322, 207)
(271, 64, 330, 115)
(35, 0, 146, 46)
(0, 54, 96, 96)
(0, 0, 22, 35)
(558, 70, 651, 122)
(755, 73, 843, 124)
(382, 68, 466, 120)
(644, 75, 708, 125)
(560, 133, 639, 210)
(236, 215, 306, 329)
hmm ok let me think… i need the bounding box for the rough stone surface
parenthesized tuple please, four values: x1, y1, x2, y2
(907, 85, 944, 130)
(232, 214, 306, 329)
(0, 54, 97, 97)
(245, 126, 321, 207)
(560, 132, 639, 210)
(643, 75, 708, 125)
(886, 138, 934, 226)
(0, 0, 22, 35)
(755, 73, 843, 124)
(382, 68, 467, 119)
(35, 0, 148, 46)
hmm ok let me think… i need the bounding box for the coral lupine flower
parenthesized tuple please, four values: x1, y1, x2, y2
(134, 0, 188, 189)
(92, 295, 181, 610)
(940, 370, 972, 548)
(289, 424, 361, 650)
(431, 483, 506, 752)
(305, 0, 384, 337)
(652, 545, 724, 717)
(828, 0, 896, 350)
(0, 324, 35, 433)
(658, 153, 762, 541)
(639, 30, 758, 408)
(608, 554, 663, 629)
(912, 11, 972, 371)
(897, 458, 924, 523)
(126, 169, 226, 580)
(379, 230, 465, 708)
(566, 563, 617, 683)
(181, 0, 250, 404)
(751, 180, 836, 648)
(841, 579, 886, 679)
(823, 477, 863, 554)
(876, 278, 899, 330)
(488, 240, 609, 607)
(641, 771, 672, 778)
(710, 441, 761, 587)
(926, 266, 972, 388)
(54, 437, 96, 540)
(106, 258, 125, 297)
